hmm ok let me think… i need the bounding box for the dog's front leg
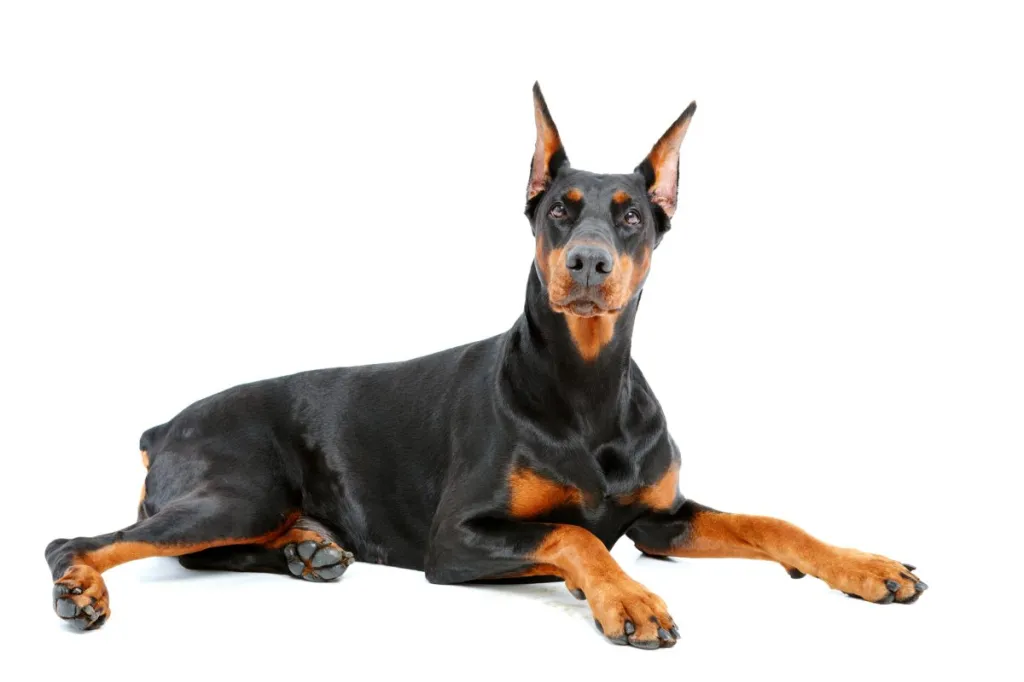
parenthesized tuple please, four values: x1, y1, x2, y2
(426, 520, 679, 649)
(626, 500, 928, 604)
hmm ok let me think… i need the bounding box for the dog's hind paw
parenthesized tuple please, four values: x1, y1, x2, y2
(283, 540, 354, 582)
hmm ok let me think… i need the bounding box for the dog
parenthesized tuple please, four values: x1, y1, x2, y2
(46, 83, 926, 647)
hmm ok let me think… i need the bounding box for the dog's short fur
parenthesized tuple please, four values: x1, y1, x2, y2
(46, 84, 926, 646)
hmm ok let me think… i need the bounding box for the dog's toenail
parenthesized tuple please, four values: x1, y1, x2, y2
(885, 580, 900, 592)
(624, 620, 635, 635)
(915, 581, 928, 591)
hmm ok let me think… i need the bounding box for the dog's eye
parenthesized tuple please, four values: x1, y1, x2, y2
(548, 203, 567, 219)
(624, 209, 642, 227)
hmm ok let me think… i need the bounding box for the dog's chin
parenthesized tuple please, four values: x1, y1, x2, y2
(550, 299, 616, 318)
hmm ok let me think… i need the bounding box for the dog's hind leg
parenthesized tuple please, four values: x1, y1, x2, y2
(44, 494, 300, 631)
(178, 516, 355, 582)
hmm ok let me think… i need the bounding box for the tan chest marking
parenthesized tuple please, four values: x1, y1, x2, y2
(508, 467, 583, 519)
(617, 462, 680, 511)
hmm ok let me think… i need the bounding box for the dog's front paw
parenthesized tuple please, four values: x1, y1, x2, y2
(586, 576, 678, 649)
(53, 565, 109, 630)
(819, 550, 927, 604)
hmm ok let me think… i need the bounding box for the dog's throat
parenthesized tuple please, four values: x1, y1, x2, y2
(563, 313, 619, 362)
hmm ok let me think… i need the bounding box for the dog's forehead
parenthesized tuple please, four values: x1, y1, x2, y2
(556, 169, 645, 200)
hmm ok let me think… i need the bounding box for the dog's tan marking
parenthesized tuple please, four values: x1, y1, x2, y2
(599, 247, 650, 311)
(612, 190, 631, 205)
(618, 462, 679, 511)
(544, 245, 573, 303)
(140, 449, 149, 469)
(563, 313, 619, 362)
(629, 246, 651, 295)
(508, 468, 582, 519)
(264, 526, 331, 550)
(535, 236, 553, 286)
(565, 187, 583, 203)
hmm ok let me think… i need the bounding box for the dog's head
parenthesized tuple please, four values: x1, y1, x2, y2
(527, 83, 695, 318)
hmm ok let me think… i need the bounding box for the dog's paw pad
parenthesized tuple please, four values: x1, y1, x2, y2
(283, 541, 354, 582)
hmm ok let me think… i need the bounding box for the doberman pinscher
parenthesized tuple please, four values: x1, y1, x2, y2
(46, 84, 927, 647)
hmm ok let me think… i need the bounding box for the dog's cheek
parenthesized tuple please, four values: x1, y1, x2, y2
(535, 237, 550, 285)
(602, 254, 635, 309)
(608, 248, 649, 308)
(628, 247, 651, 300)
(546, 247, 574, 302)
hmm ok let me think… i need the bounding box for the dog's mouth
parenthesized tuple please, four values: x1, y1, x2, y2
(550, 296, 619, 318)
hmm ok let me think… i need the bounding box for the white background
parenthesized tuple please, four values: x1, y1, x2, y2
(2, 1, 1021, 679)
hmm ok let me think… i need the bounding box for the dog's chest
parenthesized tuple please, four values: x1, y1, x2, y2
(505, 463, 678, 522)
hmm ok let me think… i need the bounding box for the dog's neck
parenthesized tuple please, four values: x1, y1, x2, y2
(502, 266, 639, 418)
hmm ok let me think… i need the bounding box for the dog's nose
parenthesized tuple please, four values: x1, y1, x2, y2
(566, 245, 613, 286)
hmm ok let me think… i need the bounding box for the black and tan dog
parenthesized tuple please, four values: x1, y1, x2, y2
(46, 84, 926, 647)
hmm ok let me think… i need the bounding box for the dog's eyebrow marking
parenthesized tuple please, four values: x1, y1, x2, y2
(612, 190, 631, 205)
(565, 188, 583, 202)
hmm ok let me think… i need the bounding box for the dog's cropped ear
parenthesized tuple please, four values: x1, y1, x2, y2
(527, 82, 569, 203)
(637, 101, 697, 221)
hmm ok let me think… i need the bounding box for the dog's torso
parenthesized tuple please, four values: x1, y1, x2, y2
(139, 272, 680, 578)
